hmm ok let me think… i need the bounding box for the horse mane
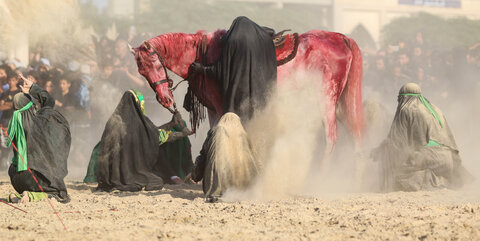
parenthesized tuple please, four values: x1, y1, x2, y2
(206, 113, 261, 195)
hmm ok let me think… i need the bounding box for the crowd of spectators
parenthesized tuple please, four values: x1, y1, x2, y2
(362, 31, 480, 108)
(0, 26, 157, 169)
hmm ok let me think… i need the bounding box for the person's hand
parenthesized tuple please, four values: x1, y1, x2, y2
(172, 111, 183, 126)
(182, 127, 194, 136)
(189, 62, 204, 74)
(55, 100, 63, 107)
(19, 73, 33, 94)
(170, 176, 184, 185)
(184, 173, 198, 184)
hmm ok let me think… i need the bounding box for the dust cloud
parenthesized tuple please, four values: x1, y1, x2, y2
(223, 71, 340, 200)
(0, 0, 92, 61)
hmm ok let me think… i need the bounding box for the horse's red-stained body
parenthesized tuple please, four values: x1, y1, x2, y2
(133, 29, 364, 149)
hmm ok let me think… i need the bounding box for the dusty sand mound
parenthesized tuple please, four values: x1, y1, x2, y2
(1, 178, 479, 240)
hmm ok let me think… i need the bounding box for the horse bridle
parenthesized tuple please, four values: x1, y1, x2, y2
(143, 38, 205, 114)
(144, 41, 183, 114)
(146, 43, 173, 90)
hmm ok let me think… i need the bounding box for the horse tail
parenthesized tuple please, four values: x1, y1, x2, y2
(339, 37, 365, 148)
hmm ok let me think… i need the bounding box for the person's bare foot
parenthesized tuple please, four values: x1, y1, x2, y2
(170, 176, 184, 184)
(19, 191, 30, 203)
(184, 173, 200, 185)
(8, 193, 20, 203)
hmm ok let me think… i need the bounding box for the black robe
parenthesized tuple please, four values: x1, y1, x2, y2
(211, 16, 277, 121)
(96, 91, 165, 191)
(191, 130, 219, 196)
(8, 84, 71, 202)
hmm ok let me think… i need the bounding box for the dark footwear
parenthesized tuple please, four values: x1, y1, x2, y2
(205, 196, 219, 203)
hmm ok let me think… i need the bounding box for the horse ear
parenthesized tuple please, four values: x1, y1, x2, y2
(128, 44, 135, 55)
(143, 41, 152, 51)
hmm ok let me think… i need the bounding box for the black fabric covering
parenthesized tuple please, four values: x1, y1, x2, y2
(96, 91, 165, 191)
(8, 84, 71, 202)
(191, 130, 218, 196)
(152, 147, 177, 184)
(210, 16, 277, 121)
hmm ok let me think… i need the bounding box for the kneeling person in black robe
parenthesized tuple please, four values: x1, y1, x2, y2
(95, 90, 191, 192)
(6, 76, 71, 203)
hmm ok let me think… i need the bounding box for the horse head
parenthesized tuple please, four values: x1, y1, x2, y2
(131, 41, 174, 109)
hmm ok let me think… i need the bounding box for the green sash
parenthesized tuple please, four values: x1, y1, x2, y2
(400, 93, 443, 128)
(7, 101, 33, 172)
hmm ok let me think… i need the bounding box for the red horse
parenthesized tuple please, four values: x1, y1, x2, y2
(132, 29, 364, 150)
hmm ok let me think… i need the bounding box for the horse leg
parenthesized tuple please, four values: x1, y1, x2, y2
(339, 37, 365, 190)
(321, 98, 337, 172)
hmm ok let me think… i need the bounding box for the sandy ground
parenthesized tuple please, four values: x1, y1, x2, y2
(0, 177, 479, 241)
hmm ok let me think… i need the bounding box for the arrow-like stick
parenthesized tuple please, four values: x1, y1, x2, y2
(0, 199, 28, 213)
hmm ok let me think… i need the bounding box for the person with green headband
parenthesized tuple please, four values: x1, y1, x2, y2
(86, 89, 192, 192)
(372, 83, 472, 192)
(6, 74, 71, 203)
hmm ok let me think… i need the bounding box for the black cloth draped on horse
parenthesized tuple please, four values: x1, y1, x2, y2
(189, 16, 277, 122)
(8, 84, 71, 202)
(96, 91, 166, 191)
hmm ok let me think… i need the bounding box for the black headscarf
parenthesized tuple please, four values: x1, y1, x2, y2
(96, 90, 164, 191)
(211, 16, 277, 121)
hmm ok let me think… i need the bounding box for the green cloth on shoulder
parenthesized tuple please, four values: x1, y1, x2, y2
(399, 93, 443, 127)
(7, 101, 34, 172)
(426, 140, 441, 147)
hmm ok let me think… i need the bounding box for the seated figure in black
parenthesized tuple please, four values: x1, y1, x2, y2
(7, 75, 71, 203)
(90, 89, 192, 192)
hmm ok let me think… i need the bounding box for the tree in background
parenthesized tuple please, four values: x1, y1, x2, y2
(80, 0, 330, 39)
(381, 12, 480, 52)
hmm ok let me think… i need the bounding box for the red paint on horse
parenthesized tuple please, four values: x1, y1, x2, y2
(133, 30, 364, 148)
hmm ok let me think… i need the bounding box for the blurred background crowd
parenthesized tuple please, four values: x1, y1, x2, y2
(0, 28, 159, 171)
(363, 30, 480, 109)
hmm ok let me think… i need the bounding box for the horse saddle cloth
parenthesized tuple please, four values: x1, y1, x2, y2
(275, 33, 299, 66)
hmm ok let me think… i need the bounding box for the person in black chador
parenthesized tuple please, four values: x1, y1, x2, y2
(189, 16, 277, 122)
(6, 75, 71, 203)
(92, 90, 192, 192)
